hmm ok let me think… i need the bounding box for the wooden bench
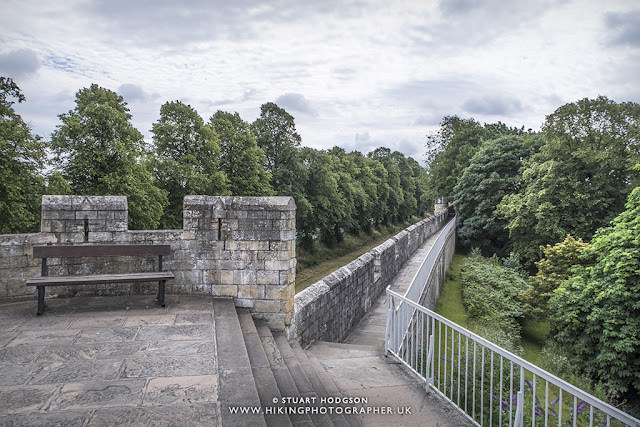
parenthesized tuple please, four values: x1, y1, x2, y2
(26, 245, 174, 315)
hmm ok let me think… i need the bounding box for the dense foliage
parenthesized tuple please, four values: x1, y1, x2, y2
(459, 250, 530, 347)
(50, 84, 168, 230)
(497, 96, 640, 267)
(452, 135, 541, 256)
(0, 77, 45, 234)
(1, 79, 430, 250)
(549, 186, 640, 398)
(523, 235, 594, 320)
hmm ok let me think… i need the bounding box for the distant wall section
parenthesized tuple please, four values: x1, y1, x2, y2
(292, 212, 450, 346)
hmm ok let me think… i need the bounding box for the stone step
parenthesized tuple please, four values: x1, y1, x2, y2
(212, 298, 266, 427)
(237, 308, 293, 427)
(273, 331, 335, 427)
(290, 340, 358, 427)
(254, 318, 314, 425)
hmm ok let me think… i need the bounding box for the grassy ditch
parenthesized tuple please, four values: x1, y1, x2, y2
(295, 217, 424, 293)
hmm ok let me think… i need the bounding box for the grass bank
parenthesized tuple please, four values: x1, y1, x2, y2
(435, 252, 549, 365)
(295, 217, 424, 293)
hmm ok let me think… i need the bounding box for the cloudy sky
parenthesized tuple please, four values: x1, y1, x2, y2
(1, 0, 639, 165)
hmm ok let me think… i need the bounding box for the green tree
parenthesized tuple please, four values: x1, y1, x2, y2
(425, 116, 485, 203)
(369, 147, 404, 223)
(452, 135, 541, 256)
(51, 84, 167, 230)
(252, 102, 302, 193)
(497, 96, 640, 268)
(252, 102, 311, 236)
(209, 111, 272, 196)
(150, 101, 228, 229)
(298, 147, 343, 248)
(523, 235, 594, 319)
(549, 185, 640, 399)
(0, 77, 45, 234)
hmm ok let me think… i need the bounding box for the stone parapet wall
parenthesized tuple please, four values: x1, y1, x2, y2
(0, 195, 296, 331)
(292, 212, 449, 346)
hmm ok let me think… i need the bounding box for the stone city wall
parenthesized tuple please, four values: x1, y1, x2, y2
(292, 212, 449, 346)
(0, 195, 296, 331)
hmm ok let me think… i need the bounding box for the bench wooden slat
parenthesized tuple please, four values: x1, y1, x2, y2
(32, 245, 171, 258)
(26, 272, 174, 286)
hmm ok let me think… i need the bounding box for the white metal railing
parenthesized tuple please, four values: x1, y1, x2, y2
(403, 215, 456, 304)
(385, 289, 640, 427)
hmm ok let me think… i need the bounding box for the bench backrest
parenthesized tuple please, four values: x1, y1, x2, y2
(32, 245, 171, 258)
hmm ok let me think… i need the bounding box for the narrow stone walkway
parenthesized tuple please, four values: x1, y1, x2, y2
(307, 225, 471, 426)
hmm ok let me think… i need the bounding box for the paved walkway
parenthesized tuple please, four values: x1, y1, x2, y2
(0, 295, 220, 426)
(309, 226, 472, 426)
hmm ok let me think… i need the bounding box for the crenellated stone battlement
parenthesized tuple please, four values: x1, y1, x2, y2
(0, 195, 296, 331)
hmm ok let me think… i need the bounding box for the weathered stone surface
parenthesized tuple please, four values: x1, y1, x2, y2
(48, 379, 147, 411)
(0, 384, 57, 414)
(143, 375, 218, 406)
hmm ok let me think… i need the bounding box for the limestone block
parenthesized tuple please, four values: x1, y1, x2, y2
(212, 284, 238, 297)
(254, 299, 281, 313)
(237, 284, 264, 299)
(265, 284, 293, 300)
(234, 270, 257, 286)
(257, 270, 279, 285)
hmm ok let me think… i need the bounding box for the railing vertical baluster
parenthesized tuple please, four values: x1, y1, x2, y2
(481, 346, 485, 427)
(509, 361, 514, 427)
(559, 389, 563, 426)
(490, 351, 494, 426)
(457, 330, 461, 407)
(545, 380, 549, 427)
(465, 336, 468, 415)
(431, 315, 435, 388)
(500, 355, 504, 427)
(532, 374, 536, 427)
(473, 341, 476, 422)
(518, 365, 525, 426)
(438, 321, 442, 389)
(443, 324, 448, 398)
(450, 327, 454, 402)
(573, 395, 577, 427)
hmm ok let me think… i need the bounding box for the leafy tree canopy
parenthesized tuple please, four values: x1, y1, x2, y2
(151, 100, 227, 229)
(51, 84, 167, 230)
(0, 77, 46, 234)
(209, 110, 272, 197)
(453, 134, 542, 256)
(497, 96, 640, 268)
(549, 185, 640, 398)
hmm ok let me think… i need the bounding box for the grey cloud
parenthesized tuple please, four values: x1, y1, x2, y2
(439, 0, 483, 16)
(82, 0, 367, 47)
(605, 10, 640, 48)
(413, 0, 554, 49)
(275, 93, 318, 117)
(118, 83, 150, 102)
(462, 95, 523, 115)
(0, 49, 41, 78)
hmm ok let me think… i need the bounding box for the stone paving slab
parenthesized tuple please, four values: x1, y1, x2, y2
(0, 295, 221, 426)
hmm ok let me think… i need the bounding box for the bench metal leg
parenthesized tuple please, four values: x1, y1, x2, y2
(37, 286, 45, 315)
(158, 280, 165, 307)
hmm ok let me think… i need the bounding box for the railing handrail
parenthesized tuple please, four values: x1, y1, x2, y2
(386, 288, 640, 426)
(403, 214, 456, 304)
